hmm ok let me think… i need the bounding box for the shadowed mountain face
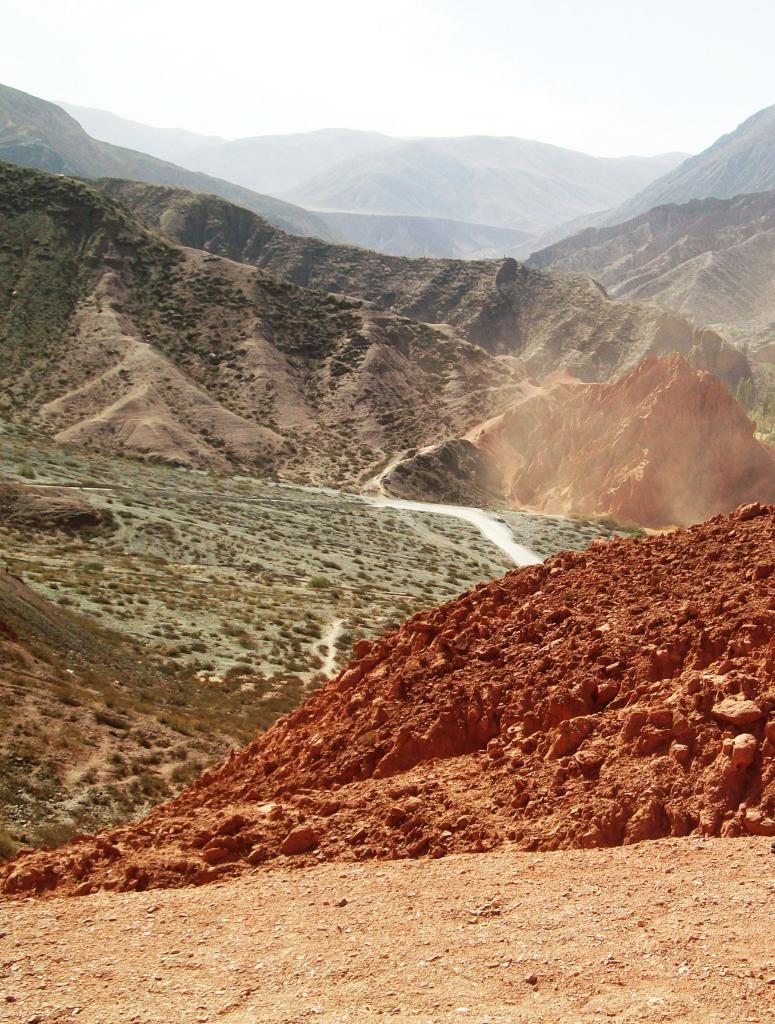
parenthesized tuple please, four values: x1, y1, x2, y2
(529, 190, 775, 348)
(100, 178, 745, 390)
(603, 103, 775, 226)
(0, 83, 334, 241)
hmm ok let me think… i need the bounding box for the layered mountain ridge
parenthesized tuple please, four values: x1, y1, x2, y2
(59, 99, 686, 258)
(530, 190, 775, 348)
(0, 161, 762, 528)
(97, 178, 743, 389)
(0, 161, 528, 483)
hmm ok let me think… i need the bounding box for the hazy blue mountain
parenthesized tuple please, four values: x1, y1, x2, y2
(287, 137, 687, 235)
(57, 96, 687, 256)
(604, 104, 775, 224)
(319, 210, 533, 259)
(59, 100, 226, 165)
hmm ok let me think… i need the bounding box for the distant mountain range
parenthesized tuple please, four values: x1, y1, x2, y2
(0, 84, 335, 240)
(8, 83, 775, 353)
(316, 211, 533, 259)
(285, 137, 686, 238)
(59, 97, 686, 256)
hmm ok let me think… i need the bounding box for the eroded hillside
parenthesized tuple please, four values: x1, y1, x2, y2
(0, 162, 527, 481)
(530, 190, 775, 349)
(98, 178, 746, 387)
(383, 355, 775, 527)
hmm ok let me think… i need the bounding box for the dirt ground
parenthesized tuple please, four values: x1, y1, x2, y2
(2, 837, 773, 1023)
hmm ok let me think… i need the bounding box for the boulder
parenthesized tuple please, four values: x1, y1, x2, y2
(711, 699, 764, 726)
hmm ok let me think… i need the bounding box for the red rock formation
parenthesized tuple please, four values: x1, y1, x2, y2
(4, 502, 775, 898)
(470, 353, 775, 527)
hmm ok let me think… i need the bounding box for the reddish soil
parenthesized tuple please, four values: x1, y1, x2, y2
(2, 839, 773, 1023)
(3, 504, 775, 898)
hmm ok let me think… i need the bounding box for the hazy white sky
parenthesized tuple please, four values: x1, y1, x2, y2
(2, 0, 774, 156)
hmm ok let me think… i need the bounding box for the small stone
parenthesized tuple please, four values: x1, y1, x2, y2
(280, 825, 319, 855)
(730, 733, 757, 769)
(524, 973, 538, 985)
(334, 897, 348, 907)
(712, 699, 764, 726)
(671, 742, 690, 764)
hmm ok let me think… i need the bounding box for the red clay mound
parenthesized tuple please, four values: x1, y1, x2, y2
(3, 504, 775, 898)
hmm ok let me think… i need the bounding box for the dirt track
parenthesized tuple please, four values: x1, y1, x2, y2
(2, 837, 773, 1023)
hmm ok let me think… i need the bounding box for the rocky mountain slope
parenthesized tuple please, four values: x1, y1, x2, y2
(100, 179, 747, 389)
(610, 103, 775, 224)
(0, 162, 528, 481)
(4, 500, 774, 897)
(383, 355, 775, 528)
(0, 83, 334, 240)
(530, 190, 775, 348)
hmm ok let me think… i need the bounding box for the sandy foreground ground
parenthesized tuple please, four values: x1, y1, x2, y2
(1, 837, 773, 1024)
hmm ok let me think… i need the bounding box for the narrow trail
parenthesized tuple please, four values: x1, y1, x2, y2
(362, 495, 542, 566)
(318, 617, 344, 678)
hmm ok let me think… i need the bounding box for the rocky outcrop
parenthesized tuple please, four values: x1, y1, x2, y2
(4, 502, 775, 897)
(0, 481, 103, 531)
(476, 354, 775, 527)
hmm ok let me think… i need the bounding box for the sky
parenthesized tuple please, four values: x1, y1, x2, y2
(2, 0, 774, 156)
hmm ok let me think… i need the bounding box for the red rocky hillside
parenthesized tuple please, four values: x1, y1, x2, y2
(3, 503, 775, 898)
(471, 353, 775, 528)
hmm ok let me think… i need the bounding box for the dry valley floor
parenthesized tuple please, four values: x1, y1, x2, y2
(2, 838, 773, 1023)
